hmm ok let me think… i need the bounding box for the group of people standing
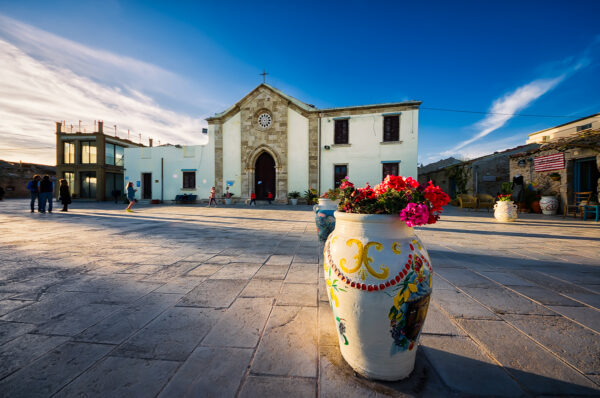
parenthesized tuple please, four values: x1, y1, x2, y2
(27, 174, 71, 213)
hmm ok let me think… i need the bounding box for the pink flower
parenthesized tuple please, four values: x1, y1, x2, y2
(400, 203, 429, 227)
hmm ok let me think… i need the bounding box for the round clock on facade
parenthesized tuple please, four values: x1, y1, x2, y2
(257, 113, 272, 129)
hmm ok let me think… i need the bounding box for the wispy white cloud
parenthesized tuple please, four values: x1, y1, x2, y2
(441, 76, 564, 157)
(436, 42, 596, 161)
(0, 14, 224, 165)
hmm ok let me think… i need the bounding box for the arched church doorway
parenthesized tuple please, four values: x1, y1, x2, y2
(255, 152, 276, 200)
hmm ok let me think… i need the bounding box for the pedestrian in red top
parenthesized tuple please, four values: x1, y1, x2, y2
(267, 191, 273, 205)
(208, 187, 217, 207)
(249, 192, 256, 206)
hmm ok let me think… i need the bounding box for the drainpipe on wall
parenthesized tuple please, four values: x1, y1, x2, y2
(318, 114, 322, 194)
(161, 157, 164, 203)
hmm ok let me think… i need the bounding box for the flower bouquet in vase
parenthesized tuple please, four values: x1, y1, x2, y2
(494, 194, 517, 222)
(323, 176, 450, 380)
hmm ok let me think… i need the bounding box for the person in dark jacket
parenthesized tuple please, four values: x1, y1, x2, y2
(26, 174, 41, 212)
(125, 182, 137, 212)
(59, 179, 72, 212)
(39, 175, 54, 213)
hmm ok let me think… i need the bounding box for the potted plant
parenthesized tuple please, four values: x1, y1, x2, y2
(323, 176, 450, 381)
(303, 188, 318, 206)
(494, 194, 518, 222)
(539, 191, 558, 215)
(549, 172, 561, 181)
(288, 191, 301, 205)
(314, 188, 340, 243)
(223, 188, 234, 205)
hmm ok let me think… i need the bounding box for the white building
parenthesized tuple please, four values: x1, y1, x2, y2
(124, 83, 421, 202)
(206, 84, 420, 201)
(124, 144, 214, 201)
(526, 113, 600, 144)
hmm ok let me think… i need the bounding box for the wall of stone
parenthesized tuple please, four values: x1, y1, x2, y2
(0, 161, 56, 199)
(239, 87, 289, 201)
(510, 148, 600, 211)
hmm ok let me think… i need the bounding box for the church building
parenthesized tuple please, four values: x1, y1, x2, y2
(206, 83, 421, 201)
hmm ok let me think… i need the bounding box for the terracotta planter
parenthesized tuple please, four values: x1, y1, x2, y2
(314, 198, 339, 243)
(494, 200, 518, 222)
(323, 212, 432, 381)
(151, 199, 160, 204)
(530, 201, 541, 214)
(540, 196, 558, 215)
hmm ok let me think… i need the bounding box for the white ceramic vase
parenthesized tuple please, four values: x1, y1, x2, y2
(323, 211, 432, 381)
(493, 200, 518, 222)
(290, 198, 298, 205)
(225, 198, 232, 205)
(539, 196, 558, 215)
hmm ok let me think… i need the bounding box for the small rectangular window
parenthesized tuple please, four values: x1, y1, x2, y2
(382, 162, 399, 180)
(334, 119, 349, 144)
(576, 123, 592, 132)
(383, 115, 400, 142)
(63, 142, 75, 164)
(334, 164, 348, 188)
(183, 171, 196, 189)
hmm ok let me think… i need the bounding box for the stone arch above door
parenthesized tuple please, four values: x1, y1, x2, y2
(242, 145, 287, 200)
(245, 145, 282, 171)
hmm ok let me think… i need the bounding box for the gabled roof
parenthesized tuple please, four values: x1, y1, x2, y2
(206, 84, 315, 121)
(206, 83, 421, 122)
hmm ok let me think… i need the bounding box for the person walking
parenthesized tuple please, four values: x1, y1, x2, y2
(125, 182, 137, 212)
(208, 187, 217, 207)
(267, 191, 273, 205)
(59, 179, 71, 212)
(26, 174, 41, 212)
(249, 192, 256, 206)
(38, 175, 54, 213)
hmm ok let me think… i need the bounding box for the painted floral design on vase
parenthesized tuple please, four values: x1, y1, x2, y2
(493, 200, 518, 222)
(539, 196, 558, 215)
(314, 198, 340, 243)
(323, 211, 432, 381)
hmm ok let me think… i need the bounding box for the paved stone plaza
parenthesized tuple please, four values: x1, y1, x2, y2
(0, 200, 598, 397)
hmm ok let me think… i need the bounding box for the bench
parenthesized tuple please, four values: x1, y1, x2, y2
(175, 194, 197, 204)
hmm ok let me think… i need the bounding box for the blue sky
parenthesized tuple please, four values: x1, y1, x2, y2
(0, 0, 598, 165)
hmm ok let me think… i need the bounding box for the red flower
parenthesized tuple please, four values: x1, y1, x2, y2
(424, 181, 450, 212)
(404, 177, 420, 188)
(339, 178, 354, 190)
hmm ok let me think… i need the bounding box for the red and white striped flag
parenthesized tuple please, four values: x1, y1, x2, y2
(534, 153, 564, 172)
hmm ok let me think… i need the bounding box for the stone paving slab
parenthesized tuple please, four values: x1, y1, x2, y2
(113, 306, 223, 361)
(0, 341, 114, 397)
(0, 201, 598, 397)
(252, 305, 318, 378)
(456, 318, 599, 396)
(158, 347, 253, 397)
(202, 297, 273, 348)
(55, 356, 180, 398)
(239, 375, 316, 398)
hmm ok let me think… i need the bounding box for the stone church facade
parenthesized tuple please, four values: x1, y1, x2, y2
(206, 84, 420, 201)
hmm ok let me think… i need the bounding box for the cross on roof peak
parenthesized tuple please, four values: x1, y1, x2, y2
(260, 70, 268, 84)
